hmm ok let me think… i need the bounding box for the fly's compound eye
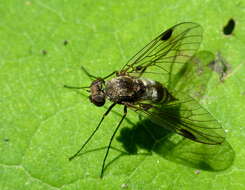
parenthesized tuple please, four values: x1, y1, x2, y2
(89, 95, 105, 107)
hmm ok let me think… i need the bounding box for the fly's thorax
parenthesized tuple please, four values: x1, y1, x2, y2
(89, 78, 106, 107)
(105, 76, 145, 103)
(140, 78, 175, 103)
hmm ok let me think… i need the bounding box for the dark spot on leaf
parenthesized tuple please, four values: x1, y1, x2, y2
(223, 18, 235, 35)
(64, 40, 68, 46)
(161, 28, 173, 40)
(42, 50, 47, 55)
(208, 52, 232, 82)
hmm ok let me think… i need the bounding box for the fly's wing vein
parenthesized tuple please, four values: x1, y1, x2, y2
(121, 22, 203, 76)
(121, 22, 225, 144)
(130, 96, 225, 145)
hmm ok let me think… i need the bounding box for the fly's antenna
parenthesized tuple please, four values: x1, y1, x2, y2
(64, 85, 90, 93)
(64, 85, 90, 89)
(82, 65, 116, 81)
(81, 66, 97, 80)
(63, 66, 95, 92)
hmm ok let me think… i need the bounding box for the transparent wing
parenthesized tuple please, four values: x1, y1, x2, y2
(168, 51, 215, 99)
(121, 22, 203, 76)
(129, 95, 225, 145)
(121, 22, 224, 144)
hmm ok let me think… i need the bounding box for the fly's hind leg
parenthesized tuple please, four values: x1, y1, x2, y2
(100, 105, 128, 178)
(69, 103, 117, 161)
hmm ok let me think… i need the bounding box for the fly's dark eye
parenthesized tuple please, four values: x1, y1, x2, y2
(92, 95, 105, 107)
(161, 28, 173, 40)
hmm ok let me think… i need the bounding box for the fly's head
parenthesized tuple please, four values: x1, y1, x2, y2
(89, 78, 106, 107)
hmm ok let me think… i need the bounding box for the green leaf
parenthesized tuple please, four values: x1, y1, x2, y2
(0, 0, 244, 189)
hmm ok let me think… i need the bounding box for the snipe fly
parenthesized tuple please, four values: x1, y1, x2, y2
(65, 22, 226, 178)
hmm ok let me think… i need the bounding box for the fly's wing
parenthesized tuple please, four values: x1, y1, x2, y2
(169, 51, 215, 99)
(121, 22, 203, 76)
(130, 95, 225, 145)
(122, 22, 225, 144)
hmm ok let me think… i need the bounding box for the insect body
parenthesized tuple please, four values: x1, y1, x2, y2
(65, 22, 226, 178)
(92, 75, 174, 105)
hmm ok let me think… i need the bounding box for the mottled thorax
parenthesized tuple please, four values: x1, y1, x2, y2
(105, 76, 145, 103)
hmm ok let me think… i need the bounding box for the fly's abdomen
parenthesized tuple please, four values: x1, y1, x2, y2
(141, 79, 175, 103)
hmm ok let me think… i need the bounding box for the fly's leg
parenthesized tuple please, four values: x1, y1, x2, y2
(100, 106, 128, 178)
(69, 103, 116, 161)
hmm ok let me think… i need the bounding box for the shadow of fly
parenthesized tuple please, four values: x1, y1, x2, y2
(64, 22, 226, 178)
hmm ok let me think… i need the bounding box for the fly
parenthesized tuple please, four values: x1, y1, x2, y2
(64, 22, 226, 178)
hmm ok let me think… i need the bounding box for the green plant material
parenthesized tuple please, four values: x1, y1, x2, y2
(0, 0, 244, 189)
